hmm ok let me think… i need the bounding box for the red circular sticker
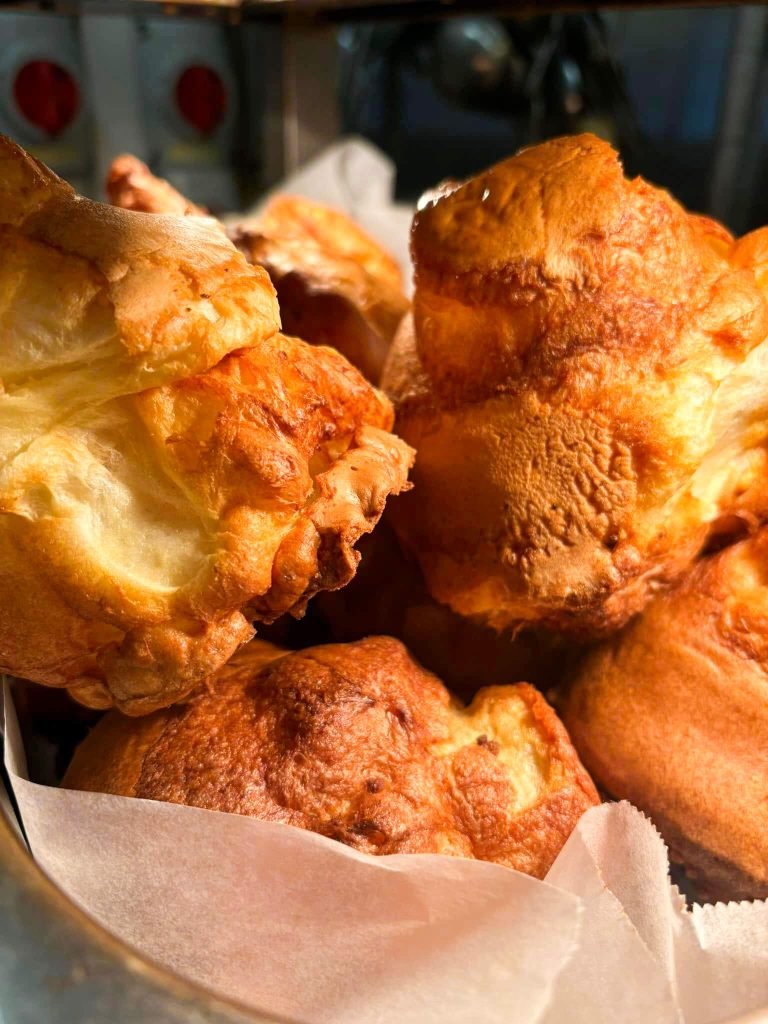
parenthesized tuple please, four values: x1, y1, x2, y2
(175, 65, 228, 136)
(14, 61, 80, 136)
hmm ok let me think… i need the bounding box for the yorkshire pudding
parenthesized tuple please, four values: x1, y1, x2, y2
(64, 636, 598, 877)
(0, 137, 412, 714)
(383, 133, 768, 634)
(562, 528, 768, 901)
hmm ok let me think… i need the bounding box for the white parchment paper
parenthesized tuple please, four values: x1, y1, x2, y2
(3, 680, 768, 1024)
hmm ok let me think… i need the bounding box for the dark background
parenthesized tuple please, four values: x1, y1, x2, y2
(1, 5, 766, 233)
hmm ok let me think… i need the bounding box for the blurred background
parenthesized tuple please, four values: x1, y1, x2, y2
(0, 1, 766, 233)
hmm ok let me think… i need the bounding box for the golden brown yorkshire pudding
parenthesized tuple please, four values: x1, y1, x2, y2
(64, 636, 598, 876)
(107, 155, 408, 383)
(562, 529, 768, 901)
(382, 133, 768, 635)
(0, 136, 413, 715)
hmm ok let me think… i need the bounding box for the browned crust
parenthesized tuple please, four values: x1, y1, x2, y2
(383, 134, 768, 635)
(0, 333, 414, 714)
(65, 636, 598, 877)
(105, 155, 409, 384)
(562, 528, 768, 901)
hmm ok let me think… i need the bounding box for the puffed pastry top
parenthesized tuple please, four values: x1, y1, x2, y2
(0, 136, 413, 714)
(107, 155, 409, 383)
(383, 133, 768, 634)
(563, 528, 768, 901)
(64, 636, 599, 877)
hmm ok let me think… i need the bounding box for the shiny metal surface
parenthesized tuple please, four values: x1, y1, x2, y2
(0, 796, 283, 1024)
